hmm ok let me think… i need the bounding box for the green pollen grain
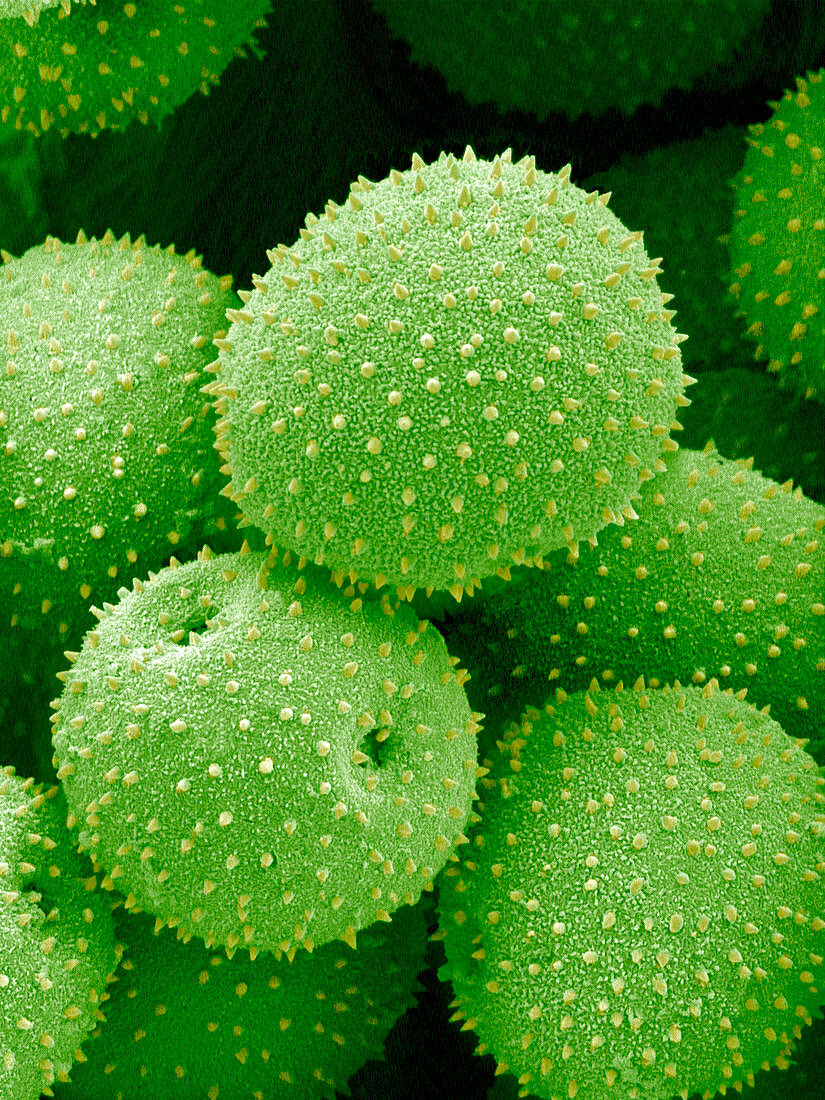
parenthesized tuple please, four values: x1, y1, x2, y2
(0, 0, 272, 138)
(438, 679, 825, 1100)
(51, 542, 482, 957)
(0, 767, 117, 1099)
(212, 146, 688, 604)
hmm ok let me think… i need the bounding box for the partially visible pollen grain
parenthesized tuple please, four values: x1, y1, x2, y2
(0, 767, 117, 1098)
(448, 444, 824, 755)
(0, 0, 62, 27)
(0, 231, 236, 641)
(728, 69, 825, 401)
(53, 898, 427, 1099)
(0, 0, 272, 136)
(438, 681, 825, 1100)
(371, 0, 772, 121)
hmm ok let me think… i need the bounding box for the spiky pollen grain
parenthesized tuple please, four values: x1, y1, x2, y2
(446, 443, 825, 756)
(0, 230, 237, 641)
(728, 69, 825, 401)
(0, 0, 272, 137)
(54, 896, 428, 1100)
(51, 542, 483, 957)
(0, 767, 117, 1099)
(214, 147, 687, 604)
(438, 680, 825, 1100)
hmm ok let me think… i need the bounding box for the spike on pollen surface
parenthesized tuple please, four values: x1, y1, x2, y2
(371, 0, 772, 121)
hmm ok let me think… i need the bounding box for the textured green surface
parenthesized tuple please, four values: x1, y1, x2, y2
(728, 69, 825, 400)
(372, 0, 771, 120)
(438, 681, 825, 1100)
(0, 231, 236, 639)
(51, 543, 481, 957)
(0, 771, 116, 1098)
(443, 445, 825, 757)
(213, 148, 688, 602)
(0, 0, 62, 22)
(0, 3, 822, 1094)
(488, 1014, 825, 1100)
(0, 0, 272, 137)
(55, 896, 428, 1099)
